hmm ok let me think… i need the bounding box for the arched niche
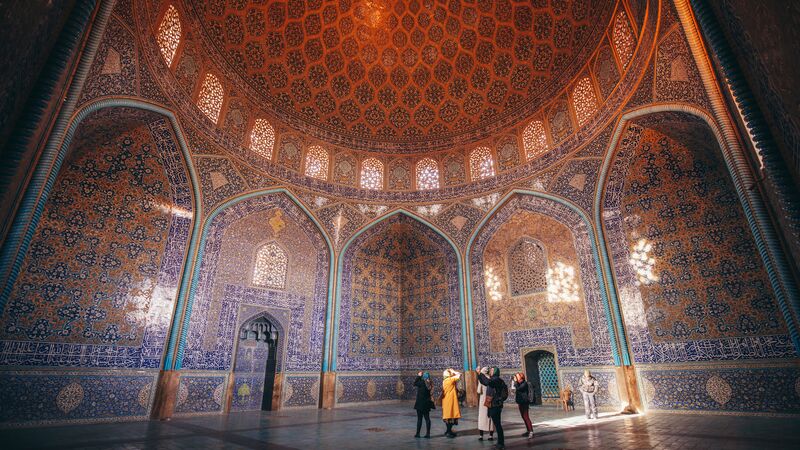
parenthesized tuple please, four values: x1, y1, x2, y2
(177, 191, 330, 410)
(599, 110, 794, 364)
(0, 105, 196, 369)
(335, 212, 465, 378)
(468, 193, 616, 370)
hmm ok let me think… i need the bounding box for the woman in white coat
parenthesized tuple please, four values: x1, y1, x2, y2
(476, 366, 495, 441)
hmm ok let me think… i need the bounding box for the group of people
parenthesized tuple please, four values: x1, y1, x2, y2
(413, 368, 599, 449)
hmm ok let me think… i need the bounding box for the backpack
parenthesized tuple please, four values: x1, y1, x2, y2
(497, 380, 509, 403)
(456, 378, 466, 402)
(527, 382, 536, 404)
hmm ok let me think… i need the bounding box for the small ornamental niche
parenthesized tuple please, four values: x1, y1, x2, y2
(240, 317, 278, 343)
(252, 242, 287, 289)
(508, 238, 548, 296)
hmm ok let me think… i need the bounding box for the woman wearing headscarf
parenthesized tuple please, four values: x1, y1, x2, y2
(477, 366, 508, 450)
(511, 372, 534, 438)
(441, 368, 462, 438)
(413, 371, 434, 438)
(476, 367, 495, 441)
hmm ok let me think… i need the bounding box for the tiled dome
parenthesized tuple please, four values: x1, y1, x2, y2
(188, 0, 614, 152)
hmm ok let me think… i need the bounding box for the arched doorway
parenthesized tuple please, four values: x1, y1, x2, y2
(237, 315, 280, 411)
(524, 350, 560, 406)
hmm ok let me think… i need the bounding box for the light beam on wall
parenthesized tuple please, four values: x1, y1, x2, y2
(629, 238, 658, 285)
(546, 261, 580, 303)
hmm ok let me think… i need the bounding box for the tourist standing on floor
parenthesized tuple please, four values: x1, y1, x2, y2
(477, 367, 508, 450)
(579, 369, 598, 419)
(441, 368, 462, 438)
(413, 371, 434, 438)
(476, 367, 495, 441)
(511, 372, 535, 438)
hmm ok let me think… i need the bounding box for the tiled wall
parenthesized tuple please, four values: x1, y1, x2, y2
(602, 123, 799, 413)
(0, 110, 193, 427)
(637, 363, 800, 414)
(470, 195, 615, 369)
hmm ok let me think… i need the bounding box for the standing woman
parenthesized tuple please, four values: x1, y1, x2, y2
(511, 373, 534, 438)
(413, 371, 433, 438)
(476, 367, 495, 441)
(477, 367, 507, 450)
(441, 368, 462, 438)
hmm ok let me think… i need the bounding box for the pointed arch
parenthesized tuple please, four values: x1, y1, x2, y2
(252, 241, 288, 289)
(174, 188, 336, 371)
(249, 118, 275, 159)
(360, 157, 384, 190)
(0, 98, 202, 371)
(332, 209, 469, 371)
(305, 145, 329, 180)
(415, 157, 440, 190)
(595, 103, 800, 356)
(466, 190, 625, 368)
(197, 73, 225, 124)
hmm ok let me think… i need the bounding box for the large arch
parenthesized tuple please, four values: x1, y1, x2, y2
(595, 103, 800, 356)
(0, 100, 201, 425)
(466, 190, 622, 368)
(174, 189, 333, 411)
(596, 104, 800, 413)
(331, 209, 468, 404)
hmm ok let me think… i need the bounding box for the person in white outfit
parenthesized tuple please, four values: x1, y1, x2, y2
(579, 369, 598, 419)
(476, 367, 495, 441)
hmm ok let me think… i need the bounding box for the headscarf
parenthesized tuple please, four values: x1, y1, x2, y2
(422, 372, 430, 380)
(480, 366, 489, 375)
(443, 369, 452, 378)
(491, 367, 500, 377)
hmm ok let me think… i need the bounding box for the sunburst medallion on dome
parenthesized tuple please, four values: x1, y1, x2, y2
(187, 0, 615, 152)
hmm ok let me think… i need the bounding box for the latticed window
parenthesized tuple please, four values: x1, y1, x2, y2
(415, 158, 440, 190)
(469, 147, 495, 180)
(360, 158, 384, 190)
(250, 119, 275, 159)
(508, 238, 548, 296)
(613, 10, 635, 68)
(522, 120, 548, 160)
(304, 145, 329, 180)
(197, 73, 224, 124)
(253, 242, 287, 289)
(572, 77, 599, 126)
(157, 5, 181, 67)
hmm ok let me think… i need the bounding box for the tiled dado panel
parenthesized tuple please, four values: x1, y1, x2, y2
(282, 374, 321, 408)
(230, 373, 320, 411)
(637, 362, 800, 414)
(336, 373, 420, 405)
(173, 373, 227, 415)
(0, 370, 158, 427)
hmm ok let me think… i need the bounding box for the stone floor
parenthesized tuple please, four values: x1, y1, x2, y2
(3, 403, 800, 449)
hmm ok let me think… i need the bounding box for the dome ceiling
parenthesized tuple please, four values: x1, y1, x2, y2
(188, 0, 615, 153)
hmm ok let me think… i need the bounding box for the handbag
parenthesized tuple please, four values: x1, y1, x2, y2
(483, 395, 493, 408)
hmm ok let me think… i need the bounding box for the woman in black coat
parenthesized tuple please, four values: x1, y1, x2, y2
(413, 371, 434, 438)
